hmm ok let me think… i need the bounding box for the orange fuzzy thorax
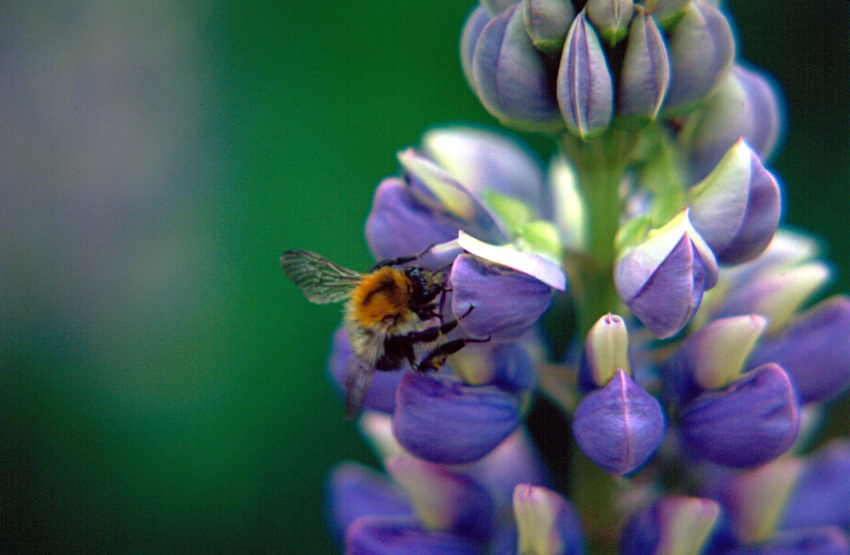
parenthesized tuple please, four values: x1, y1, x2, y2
(350, 267, 412, 328)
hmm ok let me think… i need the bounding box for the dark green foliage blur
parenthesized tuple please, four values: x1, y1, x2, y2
(1, 2, 846, 553)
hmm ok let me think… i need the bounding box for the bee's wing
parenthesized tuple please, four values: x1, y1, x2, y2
(342, 333, 384, 419)
(280, 250, 364, 304)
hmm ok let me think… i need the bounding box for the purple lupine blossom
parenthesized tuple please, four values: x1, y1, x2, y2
(281, 1, 849, 552)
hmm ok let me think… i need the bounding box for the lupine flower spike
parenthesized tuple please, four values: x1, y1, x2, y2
(280, 1, 849, 552)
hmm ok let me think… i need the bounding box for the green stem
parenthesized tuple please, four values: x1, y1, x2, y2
(559, 129, 638, 553)
(561, 129, 634, 338)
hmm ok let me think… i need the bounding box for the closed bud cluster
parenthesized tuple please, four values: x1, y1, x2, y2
(460, 0, 737, 136)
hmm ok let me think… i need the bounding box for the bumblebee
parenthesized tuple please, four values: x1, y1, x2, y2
(280, 247, 486, 417)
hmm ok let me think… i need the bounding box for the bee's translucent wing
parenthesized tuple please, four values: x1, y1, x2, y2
(280, 249, 363, 304)
(343, 355, 376, 419)
(342, 332, 384, 418)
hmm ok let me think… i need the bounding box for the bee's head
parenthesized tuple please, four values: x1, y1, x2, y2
(404, 266, 445, 307)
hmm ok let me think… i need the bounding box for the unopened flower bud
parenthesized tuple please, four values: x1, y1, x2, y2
(663, 1, 735, 114)
(688, 140, 781, 265)
(679, 65, 783, 183)
(620, 496, 721, 555)
(513, 484, 586, 554)
(780, 439, 850, 530)
(665, 314, 767, 404)
(579, 313, 631, 390)
(679, 363, 800, 468)
(615, 209, 718, 339)
(329, 463, 413, 539)
(393, 373, 521, 464)
(522, 0, 575, 54)
(586, 0, 634, 45)
(749, 295, 850, 404)
(386, 456, 495, 541)
(572, 370, 665, 475)
(557, 10, 614, 138)
(469, 4, 564, 131)
(617, 6, 670, 121)
(644, 0, 690, 28)
(713, 458, 804, 543)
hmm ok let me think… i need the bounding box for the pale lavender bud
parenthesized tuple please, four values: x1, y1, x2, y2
(521, 0, 576, 54)
(460, 6, 491, 92)
(688, 140, 782, 265)
(579, 313, 631, 391)
(572, 369, 665, 475)
(644, 0, 690, 28)
(679, 65, 784, 183)
(663, 1, 735, 114)
(586, 0, 634, 45)
(421, 126, 546, 211)
(471, 4, 564, 131)
(748, 295, 850, 404)
(513, 484, 586, 554)
(481, 0, 517, 17)
(557, 10, 614, 138)
(620, 496, 721, 555)
(679, 363, 800, 468)
(615, 210, 718, 339)
(780, 439, 850, 530)
(617, 6, 670, 121)
(386, 456, 496, 542)
(393, 373, 521, 464)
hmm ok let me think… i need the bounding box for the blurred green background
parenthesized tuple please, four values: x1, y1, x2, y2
(1, 2, 847, 553)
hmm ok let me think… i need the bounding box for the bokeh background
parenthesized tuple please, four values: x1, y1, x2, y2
(1, 2, 847, 553)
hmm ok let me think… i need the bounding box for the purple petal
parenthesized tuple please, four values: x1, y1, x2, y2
(521, 0, 576, 54)
(618, 234, 712, 339)
(328, 463, 413, 540)
(620, 496, 720, 555)
(748, 295, 850, 404)
(572, 370, 665, 475)
(328, 326, 406, 414)
(393, 372, 521, 464)
(586, 0, 634, 45)
(780, 440, 850, 530)
(734, 65, 784, 164)
(346, 515, 481, 555)
(460, 6, 491, 94)
(722, 527, 850, 555)
(663, 2, 735, 113)
(365, 178, 461, 261)
(422, 126, 545, 211)
(689, 142, 782, 265)
(557, 10, 614, 138)
(489, 342, 536, 393)
(472, 4, 563, 130)
(462, 428, 552, 506)
(618, 8, 670, 120)
(680, 65, 784, 184)
(386, 456, 496, 542)
(451, 254, 554, 341)
(680, 363, 800, 468)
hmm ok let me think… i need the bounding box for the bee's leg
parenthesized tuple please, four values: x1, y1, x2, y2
(397, 305, 476, 346)
(417, 336, 491, 373)
(370, 243, 436, 271)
